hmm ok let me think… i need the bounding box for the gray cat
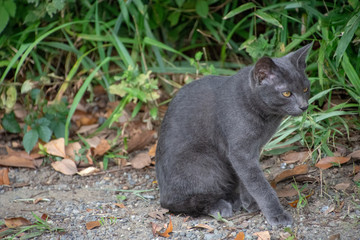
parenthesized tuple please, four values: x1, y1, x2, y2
(155, 44, 312, 226)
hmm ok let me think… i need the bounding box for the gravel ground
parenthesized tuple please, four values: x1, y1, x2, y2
(1, 155, 360, 240)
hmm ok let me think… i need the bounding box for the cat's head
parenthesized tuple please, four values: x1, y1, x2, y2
(250, 43, 312, 116)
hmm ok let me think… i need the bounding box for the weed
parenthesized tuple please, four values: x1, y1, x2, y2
(0, 213, 64, 239)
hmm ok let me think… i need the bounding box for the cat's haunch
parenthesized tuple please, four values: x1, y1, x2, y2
(156, 44, 312, 226)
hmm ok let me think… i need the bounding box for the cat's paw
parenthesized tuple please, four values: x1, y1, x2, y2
(243, 201, 260, 213)
(209, 199, 233, 218)
(265, 211, 293, 226)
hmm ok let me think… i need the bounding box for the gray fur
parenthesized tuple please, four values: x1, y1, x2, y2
(155, 44, 312, 226)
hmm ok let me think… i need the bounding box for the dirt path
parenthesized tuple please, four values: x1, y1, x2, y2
(1, 155, 360, 240)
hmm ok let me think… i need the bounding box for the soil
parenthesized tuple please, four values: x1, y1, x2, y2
(1, 152, 360, 240)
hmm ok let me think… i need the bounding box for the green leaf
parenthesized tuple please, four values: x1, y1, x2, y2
(4, 0, 16, 17)
(35, 117, 51, 127)
(335, 11, 360, 67)
(5, 86, 17, 110)
(150, 107, 158, 119)
(168, 11, 180, 26)
(0, 6, 9, 34)
(175, 0, 185, 7)
(51, 122, 65, 138)
(223, 2, 255, 19)
(21, 80, 35, 94)
(341, 53, 360, 94)
(196, 0, 208, 18)
(23, 129, 39, 153)
(255, 10, 283, 29)
(38, 125, 52, 142)
(1, 112, 21, 133)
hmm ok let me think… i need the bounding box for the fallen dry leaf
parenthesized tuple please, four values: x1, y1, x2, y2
(76, 124, 99, 134)
(86, 220, 101, 230)
(77, 167, 100, 176)
(324, 204, 335, 215)
(315, 156, 351, 169)
(0, 168, 10, 185)
(127, 130, 156, 153)
(334, 182, 350, 191)
(157, 216, 173, 238)
(93, 139, 111, 156)
(353, 172, 360, 182)
(86, 136, 101, 148)
(272, 165, 309, 187)
(151, 222, 162, 237)
(191, 224, 214, 233)
(253, 231, 270, 240)
(0, 146, 37, 169)
(65, 142, 82, 160)
(148, 143, 157, 158)
(148, 208, 169, 220)
(5, 217, 31, 228)
(234, 232, 245, 240)
(40, 214, 48, 221)
(44, 138, 66, 158)
(281, 151, 310, 164)
(288, 191, 314, 208)
(347, 150, 360, 159)
(276, 185, 306, 198)
(131, 152, 151, 169)
(73, 109, 98, 127)
(51, 159, 78, 175)
(114, 203, 126, 208)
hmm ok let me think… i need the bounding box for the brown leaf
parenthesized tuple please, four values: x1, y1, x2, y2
(148, 143, 157, 158)
(94, 139, 111, 156)
(353, 172, 360, 182)
(288, 191, 314, 208)
(276, 186, 303, 198)
(127, 130, 156, 153)
(73, 109, 98, 127)
(131, 152, 151, 169)
(157, 216, 173, 238)
(5, 217, 31, 228)
(281, 151, 310, 164)
(151, 222, 162, 237)
(86, 136, 101, 148)
(253, 231, 270, 240)
(51, 159, 78, 175)
(272, 165, 309, 186)
(148, 208, 169, 220)
(76, 124, 99, 134)
(65, 142, 82, 160)
(114, 203, 126, 208)
(0, 168, 10, 185)
(86, 220, 101, 230)
(234, 232, 245, 240)
(192, 224, 214, 233)
(44, 138, 66, 158)
(334, 182, 350, 191)
(0, 147, 37, 168)
(315, 156, 351, 169)
(77, 167, 100, 176)
(40, 214, 48, 221)
(347, 150, 360, 159)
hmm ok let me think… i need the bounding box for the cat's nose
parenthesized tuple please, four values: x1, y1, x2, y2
(299, 104, 308, 111)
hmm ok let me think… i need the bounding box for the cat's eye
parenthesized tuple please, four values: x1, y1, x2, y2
(303, 87, 308, 93)
(282, 91, 292, 97)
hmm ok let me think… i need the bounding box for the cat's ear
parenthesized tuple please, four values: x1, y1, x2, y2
(288, 43, 313, 69)
(253, 56, 277, 85)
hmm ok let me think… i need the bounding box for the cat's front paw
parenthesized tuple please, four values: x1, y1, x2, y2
(265, 211, 293, 226)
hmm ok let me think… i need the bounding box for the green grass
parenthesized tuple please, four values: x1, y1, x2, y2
(0, 0, 359, 160)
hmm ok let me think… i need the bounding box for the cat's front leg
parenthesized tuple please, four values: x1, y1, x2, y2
(231, 159, 293, 226)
